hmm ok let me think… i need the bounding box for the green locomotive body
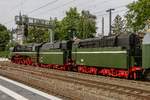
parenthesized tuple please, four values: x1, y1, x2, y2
(10, 33, 150, 80)
(142, 44, 150, 69)
(0, 51, 10, 58)
(39, 42, 64, 65)
(11, 44, 39, 64)
(142, 33, 150, 79)
(72, 47, 128, 69)
(39, 50, 64, 65)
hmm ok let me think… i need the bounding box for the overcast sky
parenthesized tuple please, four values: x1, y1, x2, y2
(0, 0, 136, 35)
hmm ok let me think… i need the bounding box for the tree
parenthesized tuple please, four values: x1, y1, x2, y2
(27, 7, 97, 42)
(0, 24, 10, 51)
(27, 27, 49, 43)
(78, 10, 97, 39)
(59, 7, 97, 40)
(112, 15, 125, 35)
(60, 7, 80, 40)
(50, 17, 62, 41)
(125, 0, 150, 32)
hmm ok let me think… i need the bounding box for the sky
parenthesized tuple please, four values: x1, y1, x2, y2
(0, 0, 136, 35)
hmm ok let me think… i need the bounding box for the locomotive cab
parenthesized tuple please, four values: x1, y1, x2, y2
(61, 40, 73, 64)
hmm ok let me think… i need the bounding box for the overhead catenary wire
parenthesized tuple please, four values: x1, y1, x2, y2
(96, 8, 128, 34)
(2, 0, 58, 26)
(34, 0, 116, 19)
(96, 8, 128, 23)
(37, 0, 111, 16)
(2, 0, 130, 29)
(27, 0, 59, 14)
(0, 0, 28, 22)
(93, 4, 127, 15)
(34, 0, 77, 16)
(3, 8, 128, 28)
(79, 0, 111, 11)
(98, 8, 128, 17)
(1, 0, 27, 26)
(2, 0, 74, 25)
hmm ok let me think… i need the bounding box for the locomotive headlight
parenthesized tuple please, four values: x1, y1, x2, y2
(81, 59, 84, 62)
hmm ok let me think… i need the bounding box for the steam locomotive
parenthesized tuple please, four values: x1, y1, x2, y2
(10, 33, 150, 80)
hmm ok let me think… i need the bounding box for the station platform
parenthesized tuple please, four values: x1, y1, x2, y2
(0, 76, 61, 100)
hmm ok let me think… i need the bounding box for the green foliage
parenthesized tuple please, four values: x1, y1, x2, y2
(6, 41, 17, 50)
(0, 24, 7, 31)
(50, 18, 62, 40)
(0, 24, 10, 51)
(25, 7, 97, 42)
(78, 10, 96, 39)
(56, 7, 97, 40)
(125, 0, 150, 32)
(60, 7, 80, 40)
(27, 27, 49, 43)
(112, 15, 126, 35)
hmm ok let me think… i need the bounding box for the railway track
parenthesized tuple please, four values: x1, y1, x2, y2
(2, 62, 150, 89)
(0, 63, 150, 100)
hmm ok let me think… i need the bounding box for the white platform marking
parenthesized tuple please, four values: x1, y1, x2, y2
(0, 76, 62, 100)
(0, 84, 28, 100)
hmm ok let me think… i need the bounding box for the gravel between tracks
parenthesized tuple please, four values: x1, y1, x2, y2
(0, 62, 150, 100)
